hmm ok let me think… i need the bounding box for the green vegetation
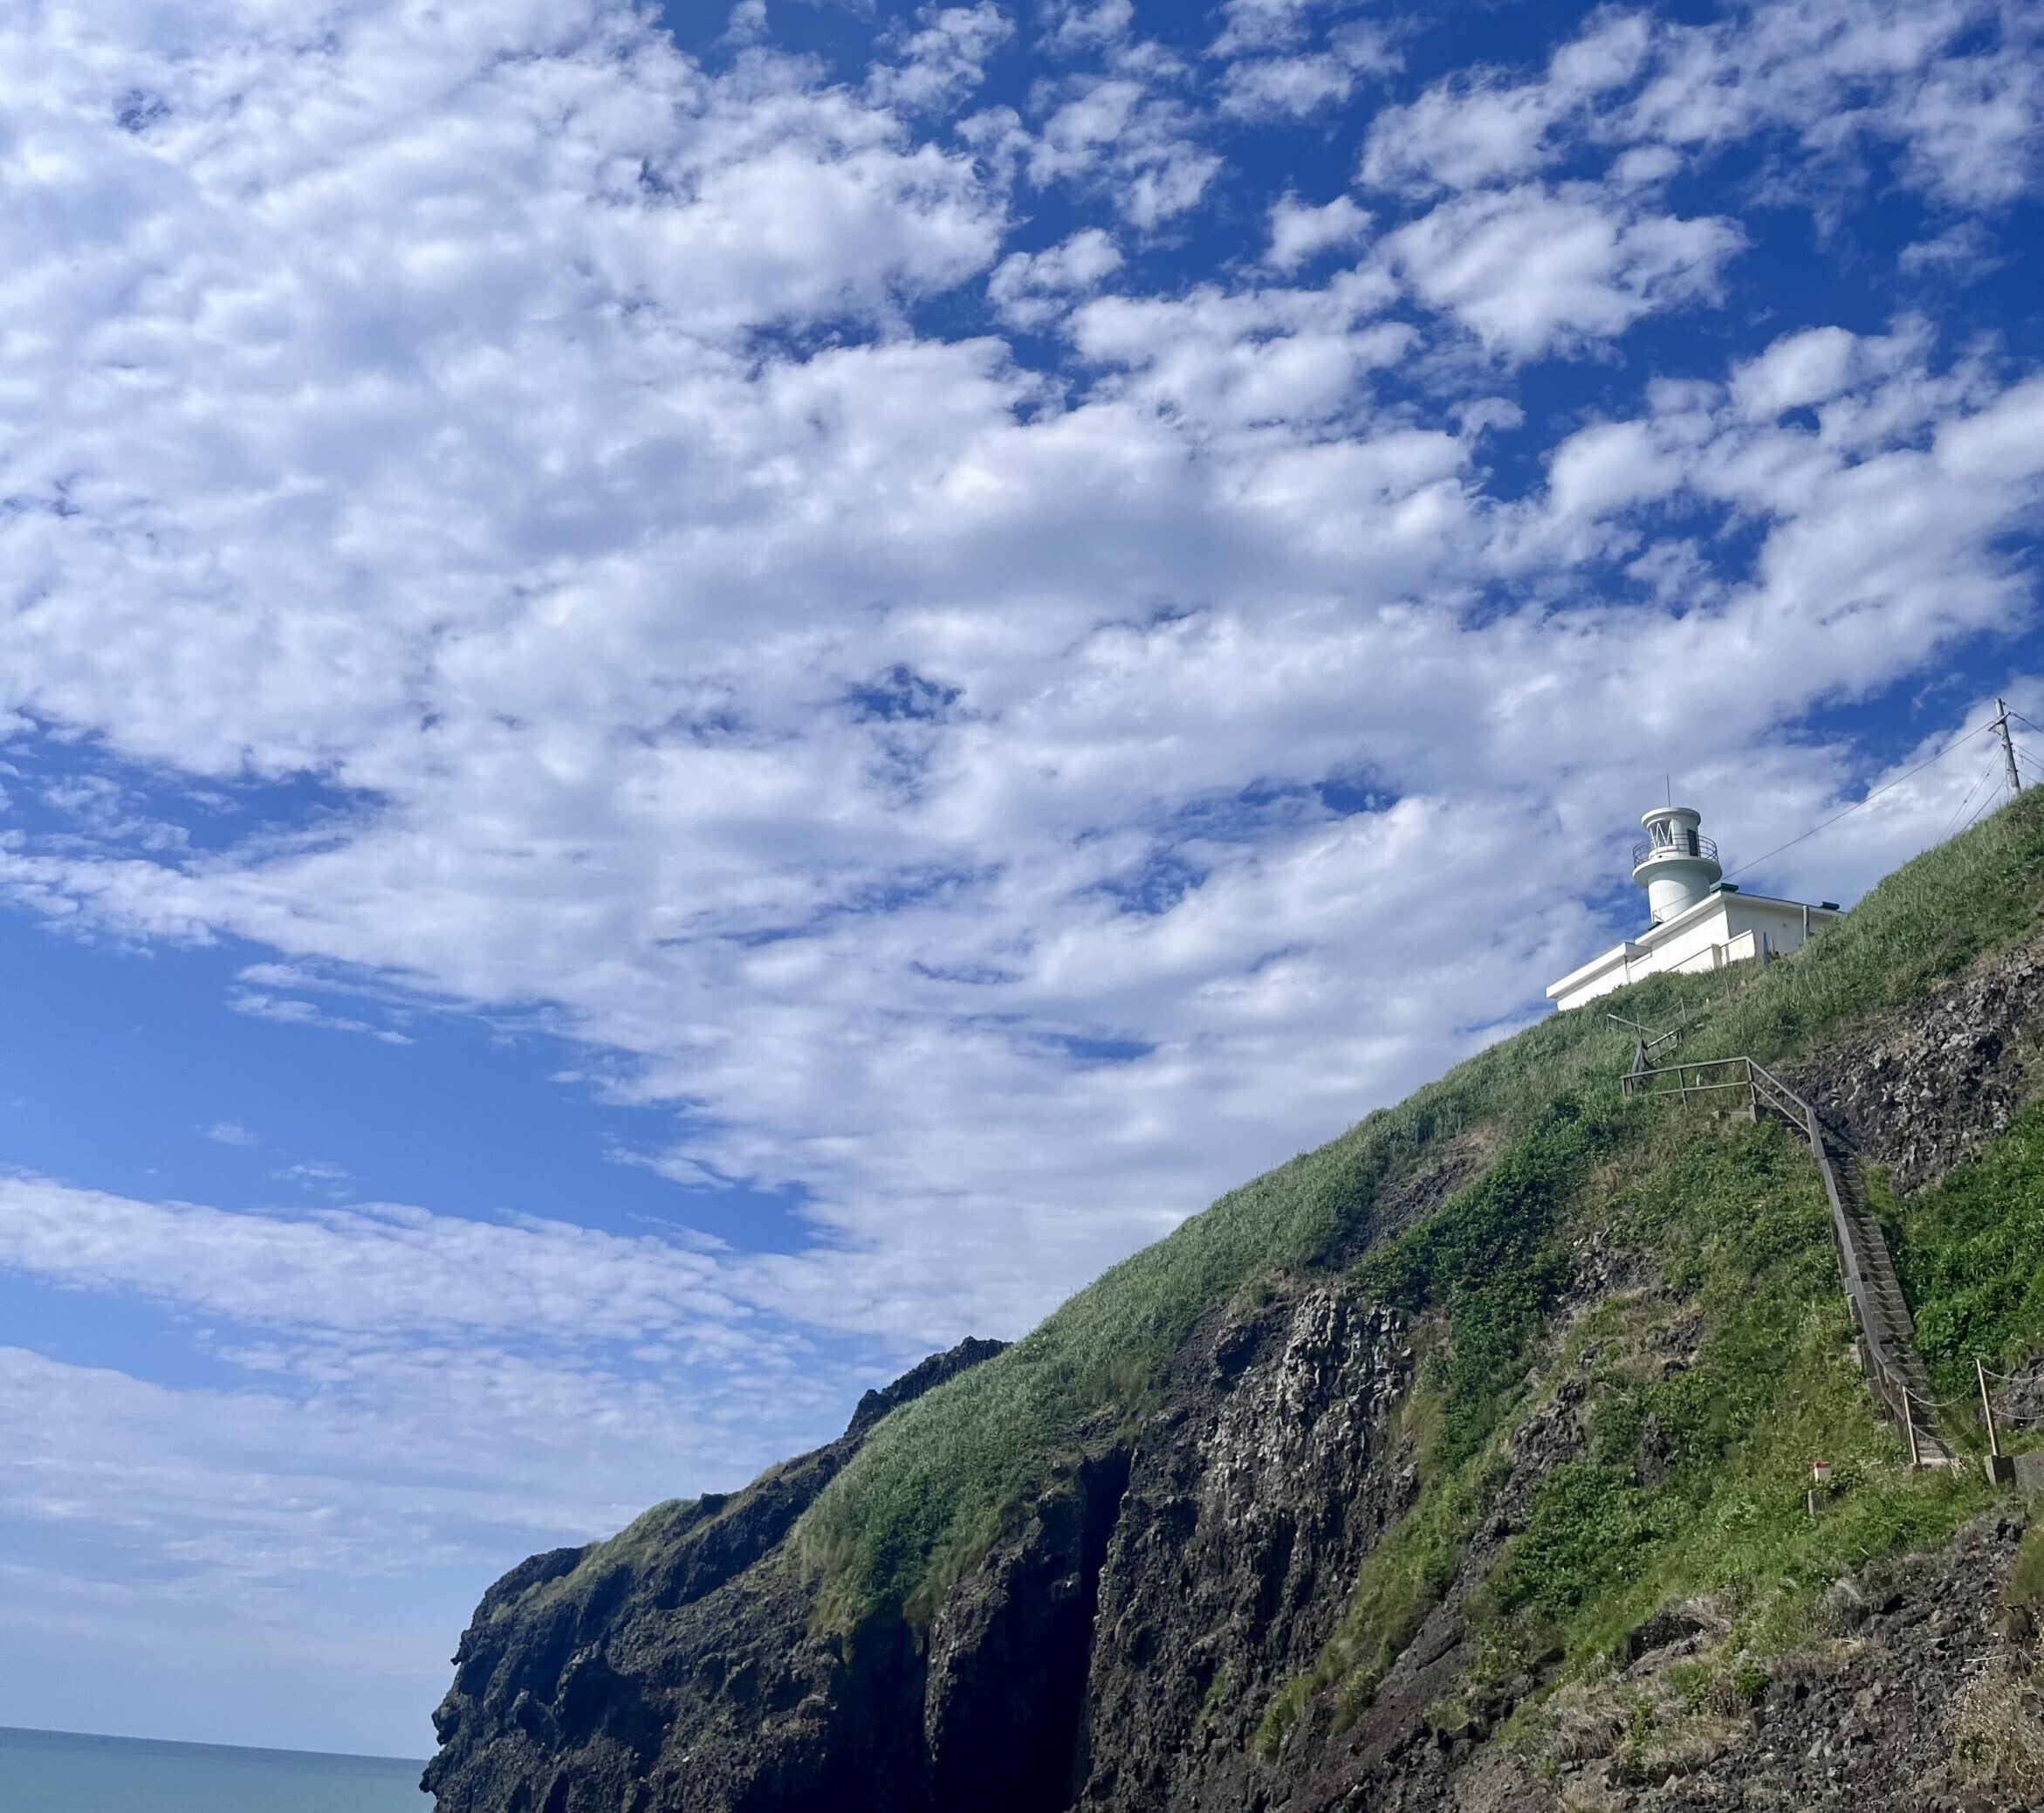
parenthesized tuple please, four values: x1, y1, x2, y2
(1686, 785, 2044, 1072)
(2006, 1522, 2044, 1638)
(1484, 1122, 1986, 1666)
(1950, 1627, 2044, 1801)
(1279, 1120, 1986, 1736)
(1360, 1098, 1604, 1466)
(1890, 1100, 2044, 1398)
(1262, 1433, 1506, 1739)
(794, 787, 2044, 1661)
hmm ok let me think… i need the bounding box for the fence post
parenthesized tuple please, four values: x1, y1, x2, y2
(1978, 1356, 1999, 1459)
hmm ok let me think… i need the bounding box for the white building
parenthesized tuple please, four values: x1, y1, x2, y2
(1547, 805, 1842, 1013)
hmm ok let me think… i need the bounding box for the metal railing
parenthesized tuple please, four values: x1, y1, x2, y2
(1632, 830, 1719, 867)
(1620, 1053, 1751, 1104)
(1608, 1013, 1682, 1076)
(1749, 1059, 1937, 1465)
(1623, 1053, 1945, 1466)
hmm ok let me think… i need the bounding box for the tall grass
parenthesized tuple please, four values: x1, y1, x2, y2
(1892, 1100, 2044, 1398)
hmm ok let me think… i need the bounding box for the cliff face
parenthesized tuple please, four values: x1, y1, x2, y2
(427, 807, 2044, 1813)
(424, 1338, 1006, 1813)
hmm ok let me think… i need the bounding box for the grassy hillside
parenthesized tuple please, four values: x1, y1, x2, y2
(798, 788, 2044, 1659)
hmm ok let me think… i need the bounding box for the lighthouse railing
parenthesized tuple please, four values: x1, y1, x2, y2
(1631, 830, 1718, 866)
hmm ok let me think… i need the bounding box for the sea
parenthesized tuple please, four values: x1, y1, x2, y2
(0, 1725, 431, 1812)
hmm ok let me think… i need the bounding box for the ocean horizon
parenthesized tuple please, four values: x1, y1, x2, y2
(0, 1724, 431, 1812)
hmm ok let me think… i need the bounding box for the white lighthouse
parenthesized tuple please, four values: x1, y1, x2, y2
(1632, 806, 1721, 924)
(1547, 802, 1842, 1011)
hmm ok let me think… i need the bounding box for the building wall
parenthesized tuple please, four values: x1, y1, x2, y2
(1548, 895, 1837, 1012)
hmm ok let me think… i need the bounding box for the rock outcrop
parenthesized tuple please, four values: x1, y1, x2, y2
(1796, 938, 2044, 1194)
(424, 1336, 1006, 1813)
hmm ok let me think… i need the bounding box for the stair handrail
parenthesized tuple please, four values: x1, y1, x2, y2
(1627, 1052, 1938, 1465)
(1745, 1059, 1930, 1463)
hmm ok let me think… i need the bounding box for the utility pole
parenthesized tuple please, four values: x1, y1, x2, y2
(1994, 697, 2023, 795)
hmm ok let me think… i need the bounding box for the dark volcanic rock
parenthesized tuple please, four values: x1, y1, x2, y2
(423, 1336, 1005, 1813)
(1502, 1511, 2034, 1813)
(1076, 1287, 1411, 1810)
(1794, 937, 2044, 1195)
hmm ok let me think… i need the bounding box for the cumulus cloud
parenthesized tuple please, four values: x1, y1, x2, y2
(1386, 183, 1744, 360)
(1265, 193, 1371, 271)
(1361, 11, 1654, 194)
(1362, 0, 2041, 210)
(868, 3, 1014, 115)
(987, 226, 1124, 327)
(1209, 0, 1396, 120)
(1020, 75, 1223, 226)
(1043, 0, 1136, 57)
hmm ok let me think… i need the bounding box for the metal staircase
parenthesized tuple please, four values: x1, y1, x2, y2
(1624, 1052, 1950, 1467)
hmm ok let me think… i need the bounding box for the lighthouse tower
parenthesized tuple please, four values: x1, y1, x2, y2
(1632, 806, 1722, 924)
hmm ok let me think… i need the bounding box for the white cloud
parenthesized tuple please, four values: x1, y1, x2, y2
(1217, 48, 1358, 120)
(1361, 11, 1653, 194)
(277, 1160, 352, 1197)
(1211, 0, 1330, 56)
(1728, 322, 1925, 420)
(1362, 1, 2041, 211)
(1386, 183, 1744, 360)
(868, 3, 1014, 115)
(206, 1120, 258, 1147)
(1897, 220, 2001, 281)
(987, 226, 1123, 327)
(0, 1175, 755, 1347)
(1211, 0, 1395, 120)
(1043, 0, 1135, 56)
(1024, 75, 1222, 227)
(1265, 193, 1371, 271)
(1067, 273, 1410, 430)
(227, 989, 412, 1046)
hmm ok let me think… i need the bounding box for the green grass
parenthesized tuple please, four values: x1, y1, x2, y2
(1890, 1099, 2044, 1399)
(1360, 1096, 1608, 1467)
(1485, 1122, 1989, 1665)
(2009, 1523, 2044, 1618)
(1270, 1118, 1989, 1737)
(792, 790, 2044, 1639)
(1268, 1416, 1507, 1737)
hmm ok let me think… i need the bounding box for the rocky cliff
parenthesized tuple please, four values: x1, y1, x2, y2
(427, 800, 2044, 1813)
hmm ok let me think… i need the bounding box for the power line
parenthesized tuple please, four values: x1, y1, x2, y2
(1721, 718, 1997, 882)
(1958, 780, 2002, 837)
(1941, 756, 2002, 841)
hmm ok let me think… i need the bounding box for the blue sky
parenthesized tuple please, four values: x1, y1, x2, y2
(1, 0, 2041, 1759)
